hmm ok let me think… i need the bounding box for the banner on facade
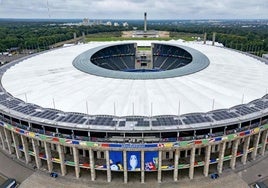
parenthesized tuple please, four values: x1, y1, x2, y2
(144, 151, 158, 171)
(109, 151, 123, 171)
(127, 151, 141, 171)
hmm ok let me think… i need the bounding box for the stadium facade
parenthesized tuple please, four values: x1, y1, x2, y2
(0, 41, 268, 183)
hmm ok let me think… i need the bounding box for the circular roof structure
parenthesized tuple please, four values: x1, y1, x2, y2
(2, 40, 268, 117)
(73, 43, 210, 79)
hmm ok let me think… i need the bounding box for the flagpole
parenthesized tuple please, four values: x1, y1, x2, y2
(24, 93, 28, 103)
(178, 100, 180, 116)
(52, 98, 55, 109)
(86, 101, 89, 126)
(212, 98, 215, 111)
(114, 102, 116, 116)
(239, 94, 244, 115)
(132, 102, 134, 116)
(86, 101, 89, 115)
(150, 102, 153, 117)
(24, 93, 31, 115)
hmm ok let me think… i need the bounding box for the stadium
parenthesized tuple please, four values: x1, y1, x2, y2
(0, 40, 267, 183)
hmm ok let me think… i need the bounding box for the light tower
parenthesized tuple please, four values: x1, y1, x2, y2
(212, 32, 216, 46)
(144, 12, 147, 32)
(203, 32, 207, 44)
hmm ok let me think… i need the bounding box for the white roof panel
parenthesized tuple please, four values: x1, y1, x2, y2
(2, 41, 268, 117)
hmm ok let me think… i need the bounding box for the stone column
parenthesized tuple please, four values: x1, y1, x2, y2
(230, 139, 239, 169)
(217, 142, 226, 174)
(105, 150, 111, 182)
(211, 145, 216, 153)
(11, 132, 22, 159)
(70, 146, 73, 155)
(198, 148, 202, 155)
(51, 143, 56, 151)
(189, 147, 196, 179)
(44, 142, 53, 172)
(158, 150, 162, 183)
(32, 139, 42, 169)
(4, 129, 14, 154)
(241, 136, 250, 165)
(184, 150, 188, 157)
(83, 149, 86, 157)
(141, 150, 145, 183)
(0, 127, 6, 149)
(251, 132, 261, 160)
(174, 149, 180, 181)
(58, 144, 67, 176)
(123, 150, 127, 183)
(89, 149, 96, 181)
(169, 151, 173, 159)
(21, 135, 31, 164)
(260, 130, 268, 156)
(73, 147, 80, 178)
(227, 141, 232, 149)
(203, 145, 211, 177)
(97, 151, 101, 159)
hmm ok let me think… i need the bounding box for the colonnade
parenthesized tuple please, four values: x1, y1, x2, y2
(0, 125, 267, 183)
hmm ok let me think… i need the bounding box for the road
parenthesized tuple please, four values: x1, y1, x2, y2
(0, 150, 34, 184)
(237, 155, 268, 185)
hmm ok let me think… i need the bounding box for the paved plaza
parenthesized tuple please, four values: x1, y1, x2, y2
(1, 148, 268, 187)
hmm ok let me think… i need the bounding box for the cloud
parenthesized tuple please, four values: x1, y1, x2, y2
(0, 0, 267, 19)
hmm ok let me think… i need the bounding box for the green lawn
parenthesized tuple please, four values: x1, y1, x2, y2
(85, 31, 201, 42)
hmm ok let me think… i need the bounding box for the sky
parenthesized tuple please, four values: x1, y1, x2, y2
(0, 0, 267, 20)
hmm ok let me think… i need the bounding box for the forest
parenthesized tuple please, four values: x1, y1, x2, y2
(0, 19, 267, 57)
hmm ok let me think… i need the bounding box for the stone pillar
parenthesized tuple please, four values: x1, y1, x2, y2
(32, 139, 42, 169)
(63, 146, 67, 154)
(141, 150, 145, 183)
(73, 147, 80, 178)
(230, 139, 239, 169)
(51, 143, 56, 151)
(162, 151, 166, 160)
(69, 146, 73, 155)
(174, 149, 180, 181)
(58, 144, 67, 176)
(184, 150, 188, 157)
(252, 132, 261, 160)
(89, 149, 96, 181)
(198, 148, 202, 155)
(227, 141, 232, 149)
(241, 136, 250, 165)
(4, 129, 14, 154)
(169, 151, 173, 159)
(123, 150, 127, 183)
(0, 127, 6, 149)
(217, 142, 226, 174)
(11, 132, 22, 159)
(203, 145, 211, 177)
(189, 147, 196, 179)
(157, 150, 162, 183)
(83, 149, 86, 157)
(97, 151, 101, 159)
(106, 150, 111, 182)
(21, 135, 31, 164)
(211, 145, 216, 153)
(44, 142, 53, 172)
(260, 130, 268, 156)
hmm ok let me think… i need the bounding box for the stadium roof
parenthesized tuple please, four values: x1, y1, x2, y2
(73, 42, 210, 79)
(2, 40, 268, 117)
